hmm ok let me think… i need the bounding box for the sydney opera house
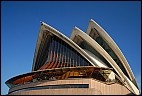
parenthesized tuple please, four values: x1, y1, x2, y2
(6, 19, 140, 95)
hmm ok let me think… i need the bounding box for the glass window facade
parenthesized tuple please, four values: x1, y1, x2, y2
(35, 35, 92, 70)
(90, 28, 130, 79)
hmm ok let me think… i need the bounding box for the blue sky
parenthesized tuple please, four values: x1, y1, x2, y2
(1, 1, 141, 95)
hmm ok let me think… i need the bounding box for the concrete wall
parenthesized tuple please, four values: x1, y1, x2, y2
(8, 78, 132, 95)
(90, 79, 131, 95)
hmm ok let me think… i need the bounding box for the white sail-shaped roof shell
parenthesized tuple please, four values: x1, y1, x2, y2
(70, 26, 139, 95)
(87, 19, 137, 87)
(32, 22, 99, 71)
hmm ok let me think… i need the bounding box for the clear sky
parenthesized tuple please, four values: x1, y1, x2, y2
(1, 1, 141, 95)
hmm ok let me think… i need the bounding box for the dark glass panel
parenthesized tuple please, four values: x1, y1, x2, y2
(36, 35, 93, 70)
(95, 36, 130, 79)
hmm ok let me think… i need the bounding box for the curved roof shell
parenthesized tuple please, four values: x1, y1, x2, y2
(70, 25, 139, 95)
(86, 19, 137, 87)
(32, 22, 98, 71)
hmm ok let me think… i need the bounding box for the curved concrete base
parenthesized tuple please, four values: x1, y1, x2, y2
(8, 78, 132, 95)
